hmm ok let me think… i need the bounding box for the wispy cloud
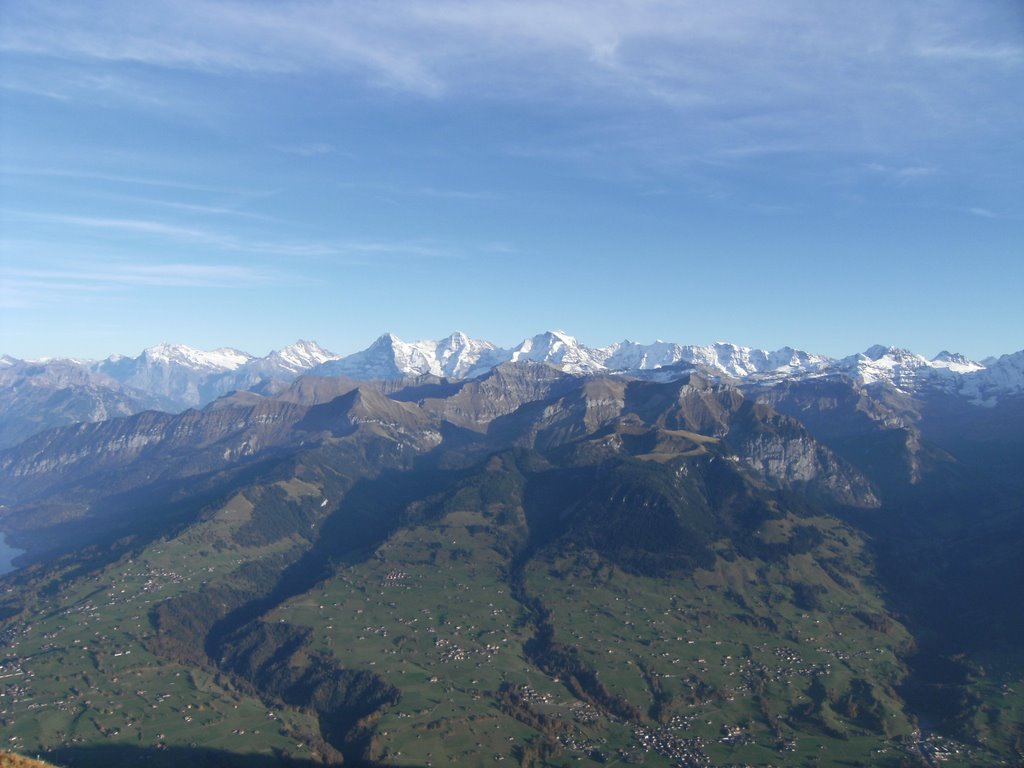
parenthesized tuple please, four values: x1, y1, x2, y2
(0, 60, 213, 123)
(0, 165, 268, 196)
(749, 203, 803, 216)
(0, 276, 112, 307)
(0, 78, 71, 101)
(94, 194, 272, 221)
(0, 1, 445, 93)
(0, 260, 285, 309)
(274, 142, 337, 157)
(482, 242, 518, 255)
(8, 262, 275, 288)
(331, 239, 462, 260)
(864, 162, 940, 185)
(2, 1, 1021, 214)
(1, 206, 469, 274)
(337, 181, 497, 202)
(415, 186, 496, 201)
(2, 210, 337, 257)
(5, 1, 1020, 130)
(915, 42, 1024, 66)
(4, 211, 237, 247)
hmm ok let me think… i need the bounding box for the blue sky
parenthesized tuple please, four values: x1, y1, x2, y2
(1, 1, 1022, 361)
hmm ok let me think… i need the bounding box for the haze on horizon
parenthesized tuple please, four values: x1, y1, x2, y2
(1, 1, 1022, 362)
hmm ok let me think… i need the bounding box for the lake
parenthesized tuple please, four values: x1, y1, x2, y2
(0, 531, 24, 575)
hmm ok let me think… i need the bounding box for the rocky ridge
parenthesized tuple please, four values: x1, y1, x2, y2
(2, 331, 1020, 449)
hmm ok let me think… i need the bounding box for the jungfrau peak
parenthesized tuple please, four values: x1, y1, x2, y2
(508, 330, 604, 374)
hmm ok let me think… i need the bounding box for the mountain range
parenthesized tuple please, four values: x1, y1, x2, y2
(1, 331, 1023, 766)
(2, 330, 1021, 450)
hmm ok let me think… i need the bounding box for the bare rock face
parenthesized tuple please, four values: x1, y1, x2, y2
(0, 359, 165, 450)
(642, 378, 879, 507)
(479, 373, 877, 508)
(416, 361, 579, 431)
(735, 429, 879, 507)
(0, 401, 304, 503)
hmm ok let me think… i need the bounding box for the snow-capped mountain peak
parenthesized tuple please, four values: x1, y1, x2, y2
(370, 332, 400, 349)
(311, 332, 496, 380)
(958, 349, 1024, 404)
(10, 333, 1024, 430)
(600, 339, 687, 372)
(313, 333, 410, 379)
(508, 330, 603, 373)
(433, 332, 504, 378)
(834, 344, 994, 394)
(141, 343, 252, 371)
(931, 351, 983, 372)
(838, 346, 932, 389)
(860, 344, 902, 361)
(598, 340, 831, 380)
(268, 340, 340, 373)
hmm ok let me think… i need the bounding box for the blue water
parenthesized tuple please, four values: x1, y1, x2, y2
(0, 531, 24, 575)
